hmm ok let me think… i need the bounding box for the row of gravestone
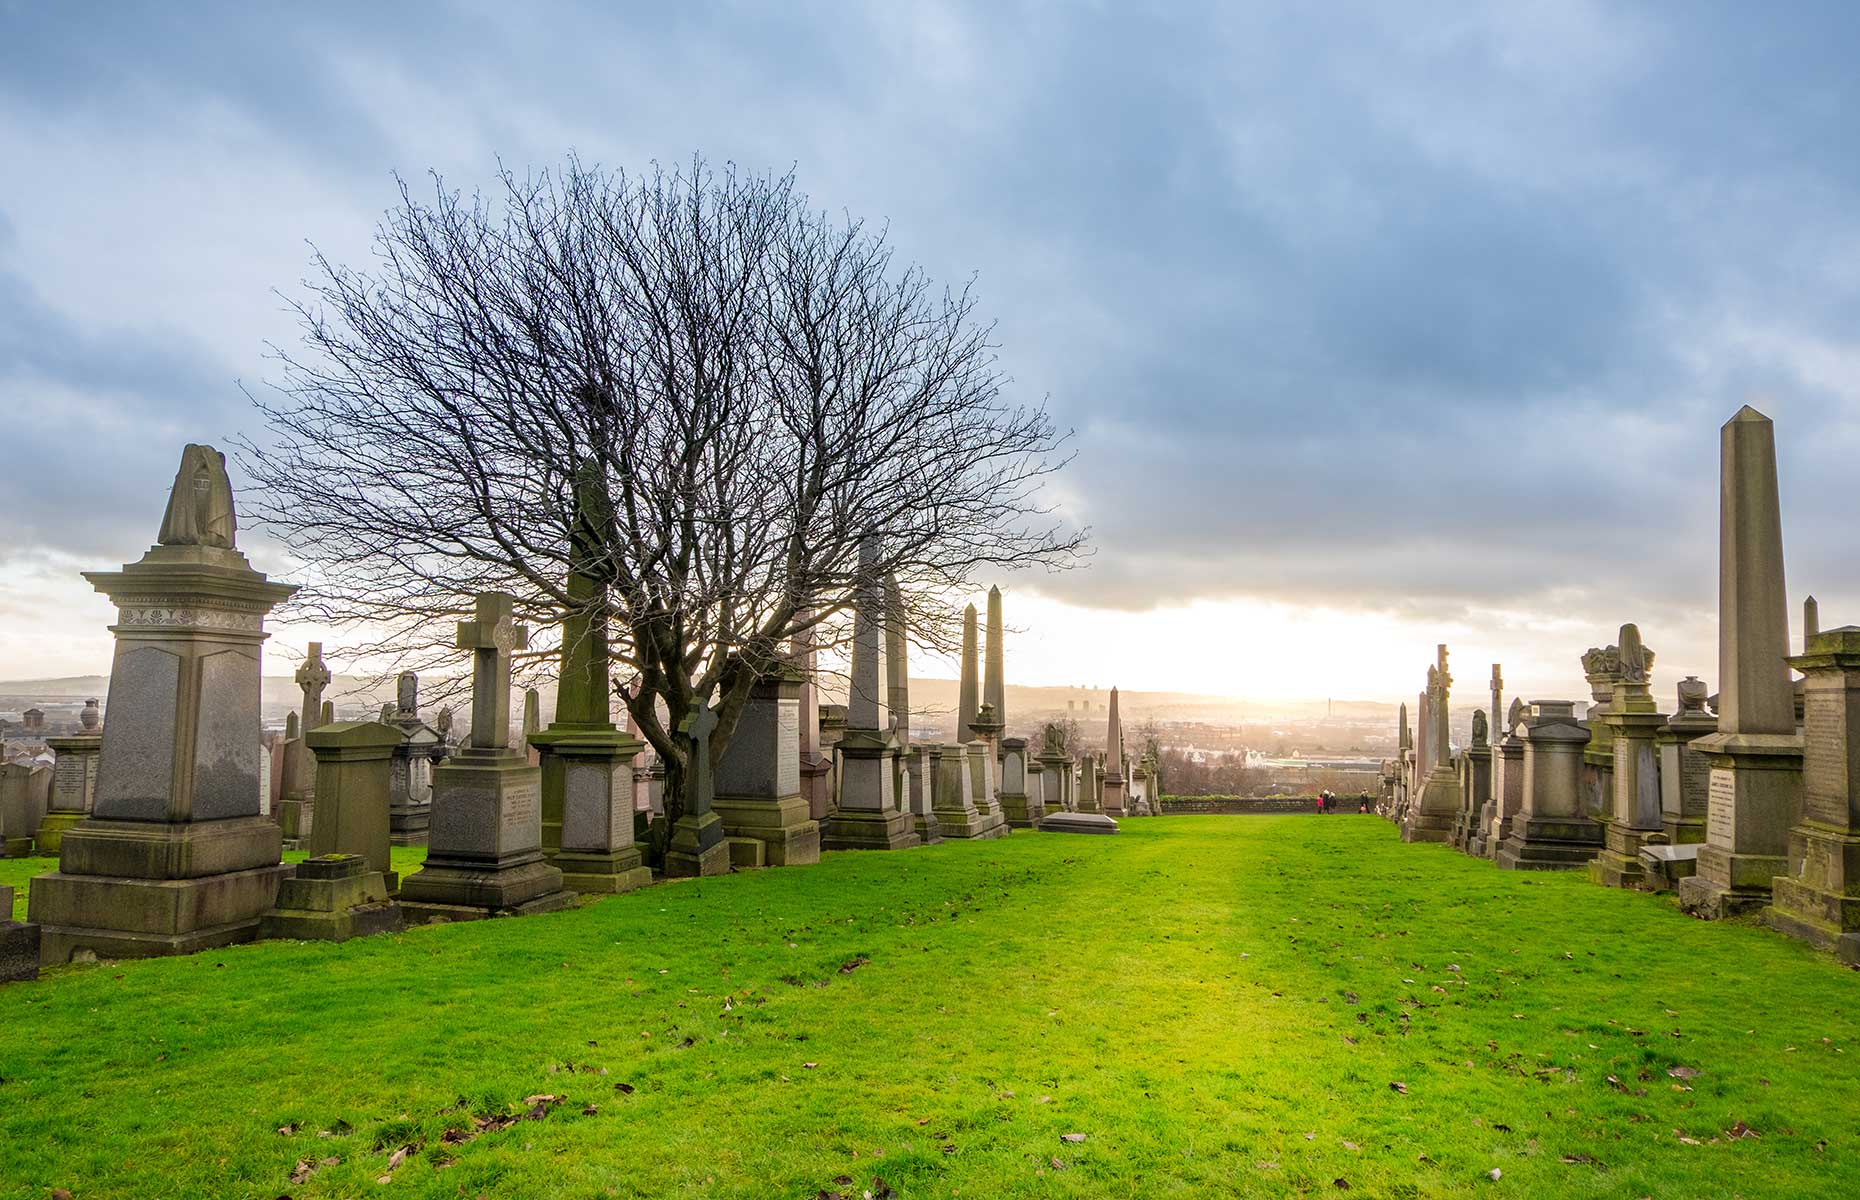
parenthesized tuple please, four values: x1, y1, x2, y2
(0, 444, 1165, 981)
(1376, 406, 1860, 965)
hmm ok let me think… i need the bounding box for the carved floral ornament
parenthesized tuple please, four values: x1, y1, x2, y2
(115, 605, 265, 631)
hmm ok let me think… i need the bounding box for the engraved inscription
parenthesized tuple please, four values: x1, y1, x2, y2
(777, 698, 801, 796)
(1707, 767, 1736, 846)
(502, 779, 541, 833)
(1803, 695, 1846, 826)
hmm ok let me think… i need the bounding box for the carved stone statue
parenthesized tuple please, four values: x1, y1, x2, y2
(157, 444, 237, 549)
(1471, 708, 1488, 747)
(1618, 623, 1649, 683)
(1677, 676, 1711, 714)
(1506, 696, 1524, 734)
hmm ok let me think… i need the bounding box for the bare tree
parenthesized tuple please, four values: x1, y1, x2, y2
(239, 155, 1084, 825)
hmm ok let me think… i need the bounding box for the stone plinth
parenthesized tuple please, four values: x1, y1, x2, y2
(932, 743, 1007, 840)
(30, 450, 297, 962)
(258, 853, 400, 942)
(37, 732, 101, 856)
(399, 748, 571, 920)
(1454, 745, 1491, 853)
(906, 745, 944, 845)
(713, 670, 821, 868)
(1590, 639, 1667, 890)
(1495, 702, 1602, 870)
(0, 765, 49, 857)
(1401, 763, 1459, 844)
(996, 737, 1042, 828)
(821, 731, 919, 850)
(1679, 406, 1803, 919)
(532, 727, 654, 893)
(1658, 682, 1716, 845)
(387, 699, 444, 848)
(1764, 627, 1860, 956)
(0, 886, 39, 982)
(305, 721, 401, 891)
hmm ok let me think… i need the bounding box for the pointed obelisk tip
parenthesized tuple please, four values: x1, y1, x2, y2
(1728, 403, 1771, 425)
(989, 585, 1000, 597)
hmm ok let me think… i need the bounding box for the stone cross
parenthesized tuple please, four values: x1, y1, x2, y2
(456, 591, 528, 751)
(680, 703, 720, 817)
(1489, 664, 1503, 745)
(296, 643, 331, 733)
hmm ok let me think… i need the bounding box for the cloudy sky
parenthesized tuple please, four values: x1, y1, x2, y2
(3, 2, 1857, 705)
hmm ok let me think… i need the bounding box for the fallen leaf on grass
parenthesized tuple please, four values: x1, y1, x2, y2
(1050, 1156, 1069, 1170)
(1389, 1082, 1409, 1094)
(1667, 1066, 1700, 1080)
(385, 1144, 413, 1170)
(614, 1082, 635, 1094)
(277, 1123, 300, 1137)
(1726, 1121, 1760, 1140)
(803, 1062, 818, 1070)
(1334, 1178, 1351, 1190)
(582, 1104, 598, 1116)
(870, 1176, 896, 1198)
(1560, 1154, 1602, 1166)
(1341, 1139, 1359, 1151)
(837, 957, 869, 975)
(1060, 1133, 1087, 1144)
(1487, 1168, 1502, 1181)
(1343, 1036, 1358, 1046)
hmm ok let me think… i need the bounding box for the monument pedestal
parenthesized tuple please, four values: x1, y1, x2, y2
(930, 743, 1006, 840)
(259, 854, 401, 942)
(1677, 734, 1804, 918)
(1494, 703, 1599, 870)
(1401, 767, 1459, 843)
(712, 671, 821, 868)
(399, 750, 572, 922)
(822, 734, 919, 850)
(906, 747, 944, 845)
(1589, 684, 1666, 890)
(37, 730, 101, 856)
(664, 809, 731, 876)
(1764, 629, 1860, 957)
(28, 452, 300, 963)
(534, 728, 654, 892)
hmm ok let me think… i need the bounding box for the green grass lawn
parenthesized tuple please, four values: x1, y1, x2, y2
(1, 816, 1854, 1199)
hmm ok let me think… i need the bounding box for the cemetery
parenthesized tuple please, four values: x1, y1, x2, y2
(5, 9, 1860, 1197)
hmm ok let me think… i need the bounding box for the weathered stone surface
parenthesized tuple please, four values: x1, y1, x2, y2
(1589, 624, 1669, 890)
(305, 721, 400, 884)
(930, 743, 1006, 840)
(1680, 407, 1804, 919)
(714, 669, 821, 868)
(259, 853, 401, 942)
(1765, 627, 1860, 958)
(1495, 701, 1602, 870)
(996, 736, 1043, 828)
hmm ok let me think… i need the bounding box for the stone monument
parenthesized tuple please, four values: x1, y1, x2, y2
(1402, 646, 1460, 843)
(530, 470, 656, 892)
(906, 743, 945, 844)
(385, 672, 444, 845)
(277, 641, 331, 846)
(37, 699, 102, 855)
(259, 720, 403, 941)
(1766, 626, 1860, 959)
(1494, 701, 1601, 869)
(1657, 678, 1716, 845)
(1680, 407, 1806, 918)
(29, 443, 297, 960)
(398, 592, 572, 921)
(820, 539, 918, 850)
(715, 666, 822, 868)
(1482, 698, 1527, 857)
(1588, 624, 1667, 889)
(790, 614, 834, 822)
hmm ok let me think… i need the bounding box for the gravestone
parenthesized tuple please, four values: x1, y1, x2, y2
(1402, 647, 1460, 842)
(996, 736, 1040, 828)
(790, 614, 834, 821)
(967, 701, 1007, 824)
(1035, 724, 1074, 815)
(932, 740, 1005, 839)
(1100, 687, 1128, 817)
(906, 744, 945, 844)
(385, 672, 444, 845)
(1483, 698, 1527, 856)
(531, 470, 657, 892)
(958, 601, 980, 741)
(1453, 711, 1491, 853)
(1657, 678, 1716, 844)
(1589, 624, 1668, 889)
(1494, 701, 1601, 869)
(277, 642, 331, 847)
(303, 722, 400, 882)
(37, 700, 102, 855)
(1680, 407, 1805, 918)
(1765, 626, 1860, 959)
(259, 720, 403, 941)
(1038, 731, 1117, 834)
(821, 538, 917, 850)
(0, 887, 38, 982)
(664, 703, 732, 875)
(29, 443, 297, 960)
(398, 592, 572, 922)
(715, 666, 822, 867)
(983, 586, 1007, 727)
(0, 765, 50, 857)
